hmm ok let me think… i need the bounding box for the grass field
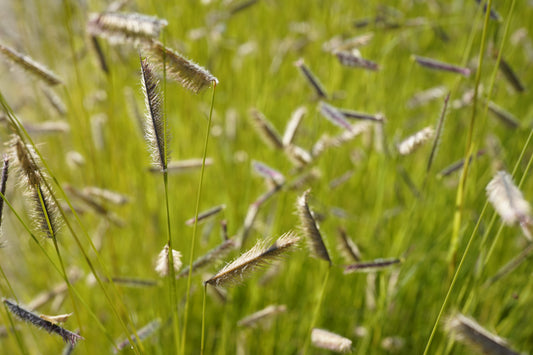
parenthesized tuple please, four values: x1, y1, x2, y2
(0, 0, 532, 354)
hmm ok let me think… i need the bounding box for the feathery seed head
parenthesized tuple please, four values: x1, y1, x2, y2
(311, 328, 352, 353)
(155, 244, 182, 277)
(297, 190, 331, 264)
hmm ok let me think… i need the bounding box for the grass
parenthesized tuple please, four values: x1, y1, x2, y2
(0, 0, 532, 354)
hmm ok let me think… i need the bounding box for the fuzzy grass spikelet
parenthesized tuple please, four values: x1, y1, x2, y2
(146, 41, 218, 93)
(283, 106, 306, 146)
(0, 155, 9, 230)
(178, 238, 236, 278)
(205, 232, 299, 287)
(445, 313, 520, 355)
(0, 43, 62, 86)
(155, 244, 182, 277)
(335, 50, 379, 71)
(413, 55, 471, 77)
(237, 304, 287, 328)
(311, 328, 352, 353)
(486, 171, 532, 239)
(87, 12, 167, 45)
(297, 190, 331, 264)
(294, 58, 328, 99)
(3, 298, 83, 346)
(318, 102, 352, 131)
(249, 109, 284, 150)
(114, 318, 161, 354)
(397, 126, 434, 156)
(141, 57, 168, 171)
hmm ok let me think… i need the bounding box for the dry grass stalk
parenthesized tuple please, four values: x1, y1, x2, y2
(28, 269, 82, 309)
(337, 227, 361, 262)
(145, 41, 218, 93)
(285, 144, 312, 166)
(413, 55, 471, 77)
(155, 244, 182, 277)
(141, 57, 168, 171)
(249, 109, 284, 150)
(25, 121, 70, 135)
(282, 106, 307, 146)
(87, 12, 167, 45)
(205, 231, 299, 287)
(445, 313, 520, 355)
(0, 43, 63, 86)
(311, 328, 352, 353)
(40, 85, 67, 116)
(241, 185, 283, 245)
(237, 304, 287, 328)
(294, 58, 328, 99)
(339, 108, 384, 122)
(149, 158, 213, 173)
(114, 318, 161, 354)
(252, 160, 285, 186)
(486, 101, 520, 129)
(83, 186, 129, 205)
(3, 298, 83, 346)
(297, 190, 331, 264)
(427, 92, 450, 173)
(178, 239, 236, 278)
(64, 185, 124, 227)
(185, 204, 226, 226)
(344, 258, 401, 274)
(407, 86, 447, 109)
(397, 126, 434, 156)
(0, 155, 9, 230)
(486, 171, 532, 239)
(39, 313, 73, 324)
(318, 102, 352, 130)
(109, 277, 158, 288)
(335, 50, 379, 71)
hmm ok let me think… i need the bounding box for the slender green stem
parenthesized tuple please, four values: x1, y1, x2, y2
(181, 84, 217, 355)
(200, 284, 208, 355)
(302, 265, 330, 355)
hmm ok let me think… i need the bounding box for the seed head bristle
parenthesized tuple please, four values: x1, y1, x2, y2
(311, 328, 352, 353)
(486, 170, 532, 239)
(87, 12, 167, 45)
(397, 126, 434, 156)
(0, 43, 63, 86)
(205, 231, 299, 287)
(3, 298, 83, 346)
(297, 190, 331, 264)
(445, 313, 520, 355)
(145, 41, 218, 93)
(140, 57, 168, 171)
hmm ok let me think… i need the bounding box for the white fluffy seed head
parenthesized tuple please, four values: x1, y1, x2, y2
(311, 328, 352, 353)
(486, 171, 531, 226)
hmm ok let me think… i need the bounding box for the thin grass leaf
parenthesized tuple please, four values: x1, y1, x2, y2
(205, 232, 299, 287)
(445, 313, 520, 355)
(140, 57, 168, 171)
(486, 170, 532, 239)
(294, 58, 328, 99)
(87, 12, 167, 45)
(0, 43, 63, 86)
(311, 328, 352, 353)
(413, 55, 471, 77)
(146, 41, 218, 93)
(297, 190, 331, 264)
(3, 299, 83, 346)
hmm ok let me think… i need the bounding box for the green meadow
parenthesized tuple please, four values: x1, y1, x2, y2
(0, 0, 532, 354)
